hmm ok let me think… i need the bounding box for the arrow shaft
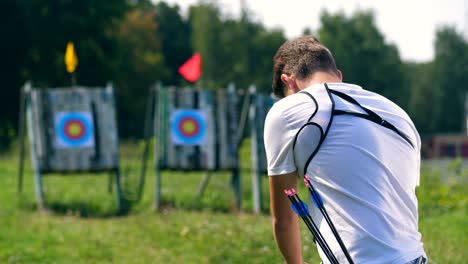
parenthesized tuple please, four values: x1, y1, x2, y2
(305, 177, 355, 264)
(286, 192, 339, 264)
(293, 194, 338, 264)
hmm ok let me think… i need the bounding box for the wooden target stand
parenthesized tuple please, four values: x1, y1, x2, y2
(17, 82, 123, 213)
(140, 83, 243, 211)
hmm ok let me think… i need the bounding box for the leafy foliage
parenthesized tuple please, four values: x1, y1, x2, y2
(407, 27, 468, 136)
(114, 3, 168, 138)
(0, 1, 467, 147)
(155, 2, 193, 86)
(417, 159, 468, 216)
(407, 61, 441, 135)
(432, 27, 468, 133)
(318, 10, 408, 108)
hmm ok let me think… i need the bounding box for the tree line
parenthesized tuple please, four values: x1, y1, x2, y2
(0, 0, 467, 151)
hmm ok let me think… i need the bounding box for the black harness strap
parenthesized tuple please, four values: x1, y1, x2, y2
(329, 89, 414, 148)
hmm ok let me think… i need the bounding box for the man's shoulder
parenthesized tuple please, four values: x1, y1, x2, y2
(265, 92, 320, 137)
(268, 93, 304, 114)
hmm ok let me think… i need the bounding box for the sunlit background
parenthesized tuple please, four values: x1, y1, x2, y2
(0, 1, 467, 263)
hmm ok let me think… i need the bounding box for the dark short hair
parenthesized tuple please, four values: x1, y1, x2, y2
(272, 36, 339, 98)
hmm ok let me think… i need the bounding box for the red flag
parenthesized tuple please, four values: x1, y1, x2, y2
(178, 53, 201, 82)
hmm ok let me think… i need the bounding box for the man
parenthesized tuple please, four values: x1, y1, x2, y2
(264, 36, 427, 264)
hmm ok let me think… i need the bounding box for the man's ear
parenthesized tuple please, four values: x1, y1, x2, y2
(280, 74, 300, 94)
(336, 70, 343, 81)
(280, 74, 291, 87)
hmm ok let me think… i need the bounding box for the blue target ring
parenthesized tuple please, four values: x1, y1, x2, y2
(171, 110, 206, 145)
(57, 112, 93, 147)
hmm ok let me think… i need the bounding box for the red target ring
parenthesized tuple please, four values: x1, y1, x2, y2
(63, 119, 86, 139)
(177, 117, 200, 138)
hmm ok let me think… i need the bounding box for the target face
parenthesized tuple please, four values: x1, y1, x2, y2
(171, 109, 207, 145)
(55, 112, 95, 148)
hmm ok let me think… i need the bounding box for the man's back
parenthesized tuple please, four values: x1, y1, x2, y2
(264, 82, 426, 263)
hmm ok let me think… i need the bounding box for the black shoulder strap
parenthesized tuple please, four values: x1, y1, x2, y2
(329, 89, 414, 148)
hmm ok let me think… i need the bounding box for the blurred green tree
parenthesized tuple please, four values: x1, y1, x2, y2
(188, 2, 286, 91)
(0, 0, 128, 150)
(1, 0, 467, 150)
(20, 0, 128, 87)
(188, 2, 223, 88)
(217, 9, 286, 91)
(0, 0, 28, 150)
(248, 27, 287, 92)
(155, 1, 193, 86)
(318, 10, 409, 109)
(432, 27, 468, 133)
(407, 61, 441, 135)
(114, 2, 169, 138)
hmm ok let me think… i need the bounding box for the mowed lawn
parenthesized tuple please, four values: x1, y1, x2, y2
(0, 144, 466, 263)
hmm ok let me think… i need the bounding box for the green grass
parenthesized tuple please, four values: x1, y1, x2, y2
(0, 143, 466, 263)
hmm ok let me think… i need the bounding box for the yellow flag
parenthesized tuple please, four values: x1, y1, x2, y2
(64, 42, 78, 73)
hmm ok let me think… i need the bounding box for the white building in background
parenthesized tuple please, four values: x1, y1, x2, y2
(465, 0, 468, 41)
(465, 92, 468, 135)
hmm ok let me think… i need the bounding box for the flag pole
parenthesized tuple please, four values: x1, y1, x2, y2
(71, 72, 77, 87)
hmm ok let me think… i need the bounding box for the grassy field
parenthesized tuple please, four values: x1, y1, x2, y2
(0, 142, 466, 263)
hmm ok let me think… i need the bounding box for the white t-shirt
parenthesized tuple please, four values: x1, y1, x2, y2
(264, 83, 426, 264)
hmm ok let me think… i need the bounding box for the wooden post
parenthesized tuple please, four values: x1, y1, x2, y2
(154, 165, 161, 211)
(236, 85, 253, 149)
(71, 72, 77, 87)
(231, 167, 241, 211)
(154, 84, 163, 211)
(196, 171, 211, 198)
(138, 84, 156, 201)
(107, 83, 115, 194)
(25, 84, 45, 210)
(249, 86, 262, 213)
(227, 84, 241, 211)
(17, 82, 29, 194)
(115, 168, 123, 213)
(106, 82, 123, 213)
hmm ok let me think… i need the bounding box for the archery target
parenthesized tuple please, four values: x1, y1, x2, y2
(170, 109, 207, 145)
(54, 112, 95, 148)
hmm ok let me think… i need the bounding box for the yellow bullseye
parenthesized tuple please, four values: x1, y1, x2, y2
(68, 123, 82, 136)
(182, 120, 196, 134)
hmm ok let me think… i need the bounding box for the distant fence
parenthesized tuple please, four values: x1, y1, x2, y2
(18, 82, 123, 211)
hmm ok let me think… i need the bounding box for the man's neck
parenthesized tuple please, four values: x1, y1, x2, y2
(298, 71, 342, 90)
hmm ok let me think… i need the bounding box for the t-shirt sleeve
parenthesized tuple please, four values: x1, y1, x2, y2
(263, 106, 297, 176)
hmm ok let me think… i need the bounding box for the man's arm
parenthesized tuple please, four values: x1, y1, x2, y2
(269, 171, 303, 264)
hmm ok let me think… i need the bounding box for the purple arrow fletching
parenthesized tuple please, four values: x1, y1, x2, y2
(304, 177, 311, 187)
